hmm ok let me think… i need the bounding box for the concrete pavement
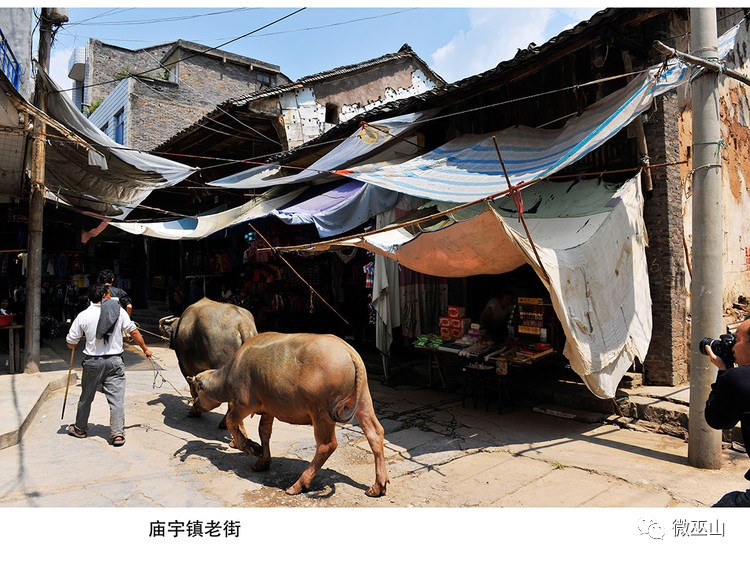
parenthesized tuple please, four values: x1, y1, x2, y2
(0, 334, 749, 510)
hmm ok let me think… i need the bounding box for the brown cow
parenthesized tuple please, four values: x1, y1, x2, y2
(159, 297, 257, 419)
(188, 332, 389, 497)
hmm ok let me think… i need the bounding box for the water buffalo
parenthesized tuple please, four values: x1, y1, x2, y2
(187, 332, 389, 497)
(159, 297, 258, 419)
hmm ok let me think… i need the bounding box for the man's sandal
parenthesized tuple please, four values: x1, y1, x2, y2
(110, 435, 125, 447)
(67, 425, 87, 438)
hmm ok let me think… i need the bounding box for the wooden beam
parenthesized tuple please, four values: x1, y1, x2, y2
(622, 50, 654, 191)
(654, 40, 750, 87)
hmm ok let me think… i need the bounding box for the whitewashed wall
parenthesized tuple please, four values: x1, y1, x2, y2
(280, 68, 438, 150)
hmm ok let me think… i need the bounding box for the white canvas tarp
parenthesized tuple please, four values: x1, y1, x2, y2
(111, 186, 305, 240)
(498, 176, 651, 399)
(40, 70, 197, 218)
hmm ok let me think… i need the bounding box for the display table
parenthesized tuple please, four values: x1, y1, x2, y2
(462, 362, 514, 413)
(414, 339, 499, 389)
(1, 324, 23, 373)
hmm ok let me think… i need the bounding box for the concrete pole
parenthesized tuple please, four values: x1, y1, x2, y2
(23, 8, 54, 373)
(688, 7, 723, 469)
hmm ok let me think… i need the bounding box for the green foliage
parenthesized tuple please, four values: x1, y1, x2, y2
(84, 98, 103, 116)
(115, 66, 131, 80)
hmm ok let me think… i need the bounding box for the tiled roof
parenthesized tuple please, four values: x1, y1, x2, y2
(156, 43, 445, 151)
(161, 39, 282, 73)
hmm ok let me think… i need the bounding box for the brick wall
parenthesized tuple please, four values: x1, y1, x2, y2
(174, 53, 261, 105)
(642, 92, 689, 386)
(88, 41, 279, 150)
(129, 79, 213, 151)
(87, 40, 171, 111)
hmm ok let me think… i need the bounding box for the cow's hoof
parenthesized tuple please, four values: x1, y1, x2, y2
(285, 482, 305, 495)
(365, 484, 387, 498)
(251, 458, 271, 472)
(243, 439, 263, 457)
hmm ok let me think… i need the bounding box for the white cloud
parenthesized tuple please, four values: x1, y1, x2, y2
(431, 8, 597, 83)
(49, 46, 73, 99)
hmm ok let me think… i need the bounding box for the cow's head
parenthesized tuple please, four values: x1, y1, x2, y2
(186, 370, 222, 412)
(159, 315, 179, 348)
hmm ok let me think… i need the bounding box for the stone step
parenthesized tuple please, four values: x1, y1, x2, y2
(621, 395, 689, 439)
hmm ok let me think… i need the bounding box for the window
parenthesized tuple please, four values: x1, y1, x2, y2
(257, 72, 273, 91)
(165, 63, 178, 83)
(114, 109, 125, 145)
(325, 103, 339, 125)
(101, 123, 108, 137)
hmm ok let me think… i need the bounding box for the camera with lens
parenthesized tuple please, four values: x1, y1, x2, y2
(699, 333, 737, 367)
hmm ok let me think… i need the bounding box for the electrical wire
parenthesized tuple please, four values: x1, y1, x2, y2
(64, 7, 252, 28)
(52, 8, 306, 95)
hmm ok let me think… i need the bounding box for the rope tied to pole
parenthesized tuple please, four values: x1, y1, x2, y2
(491, 136, 551, 285)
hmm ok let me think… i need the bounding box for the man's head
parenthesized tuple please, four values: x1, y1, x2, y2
(88, 284, 111, 304)
(733, 318, 750, 367)
(97, 269, 115, 285)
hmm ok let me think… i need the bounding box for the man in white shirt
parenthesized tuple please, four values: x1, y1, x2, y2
(65, 284, 152, 446)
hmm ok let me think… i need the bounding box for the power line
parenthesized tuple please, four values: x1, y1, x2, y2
(64, 7, 253, 27)
(53, 8, 306, 95)
(126, 51, 282, 146)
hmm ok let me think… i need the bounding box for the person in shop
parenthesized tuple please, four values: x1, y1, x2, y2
(11, 283, 25, 324)
(220, 283, 233, 303)
(704, 317, 750, 507)
(0, 298, 10, 315)
(187, 278, 203, 306)
(65, 283, 152, 446)
(97, 269, 133, 316)
(166, 277, 185, 316)
(480, 292, 515, 343)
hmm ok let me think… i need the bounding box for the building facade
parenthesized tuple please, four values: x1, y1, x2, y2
(155, 44, 446, 188)
(0, 7, 34, 201)
(68, 39, 289, 150)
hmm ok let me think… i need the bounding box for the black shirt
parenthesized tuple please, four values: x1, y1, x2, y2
(705, 365, 750, 429)
(108, 285, 132, 311)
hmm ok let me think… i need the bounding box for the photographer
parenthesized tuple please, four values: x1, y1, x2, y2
(704, 317, 750, 507)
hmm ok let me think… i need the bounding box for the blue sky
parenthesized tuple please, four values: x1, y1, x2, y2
(49, 5, 602, 93)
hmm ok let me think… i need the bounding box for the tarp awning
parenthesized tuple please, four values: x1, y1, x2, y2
(270, 179, 399, 238)
(109, 178, 398, 240)
(344, 62, 688, 202)
(110, 185, 305, 240)
(342, 22, 741, 203)
(39, 70, 197, 218)
(207, 110, 433, 189)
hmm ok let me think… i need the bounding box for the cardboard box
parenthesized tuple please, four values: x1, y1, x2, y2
(449, 327, 463, 339)
(449, 317, 466, 328)
(439, 326, 452, 339)
(439, 316, 451, 327)
(447, 305, 465, 318)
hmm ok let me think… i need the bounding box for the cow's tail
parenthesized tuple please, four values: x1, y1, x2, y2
(328, 343, 366, 424)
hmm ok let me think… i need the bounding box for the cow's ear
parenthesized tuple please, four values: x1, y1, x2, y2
(186, 375, 195, 387)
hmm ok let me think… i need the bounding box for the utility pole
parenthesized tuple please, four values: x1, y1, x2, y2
(688, 7, 723, 469)
(24, 8, 67, 372)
